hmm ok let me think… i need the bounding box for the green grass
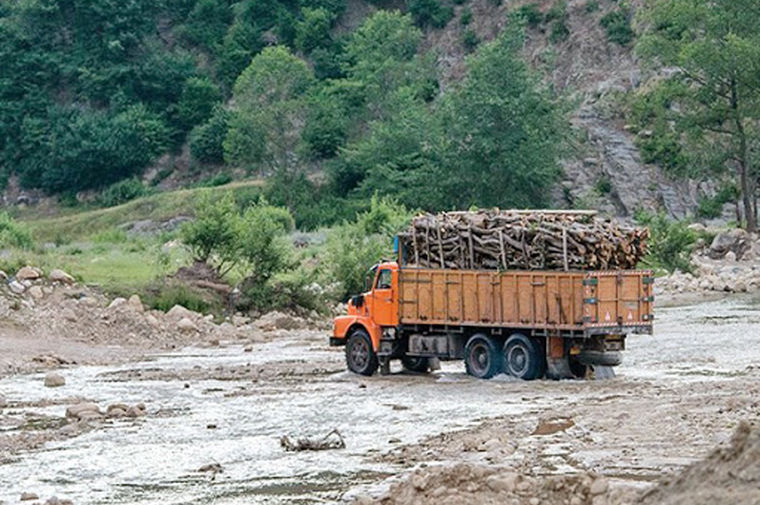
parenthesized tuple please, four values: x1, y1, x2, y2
(20, 180, 264, 243)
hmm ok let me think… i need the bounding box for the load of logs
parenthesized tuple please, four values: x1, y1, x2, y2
(399, 210, 649, 271)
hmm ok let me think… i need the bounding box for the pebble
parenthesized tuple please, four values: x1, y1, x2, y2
(177, 317, 198, 333)
(107, 297, 127, 309)
(20, 492, 38, 501)
(486, 473, 518, 493)
(590, 477, 609, 495)
(49, 268, 76, 285)
(44, 372, 66, 388)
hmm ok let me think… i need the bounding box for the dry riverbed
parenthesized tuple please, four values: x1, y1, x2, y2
(1, 293, 759, 504)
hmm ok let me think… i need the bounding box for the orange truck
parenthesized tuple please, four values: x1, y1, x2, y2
(331, 249, 654, 379)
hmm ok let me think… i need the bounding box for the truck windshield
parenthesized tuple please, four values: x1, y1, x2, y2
(364, 265, 378, 292)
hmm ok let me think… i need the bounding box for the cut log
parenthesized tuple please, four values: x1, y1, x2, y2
(400, 210, 649, 271)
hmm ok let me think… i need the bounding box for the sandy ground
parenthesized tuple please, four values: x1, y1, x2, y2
(0, 293, 759, 504)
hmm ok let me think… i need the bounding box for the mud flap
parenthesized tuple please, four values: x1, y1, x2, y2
(428, 358, 441, 371)
(379, 358, 391, 375)
(591, 365, 616, 380)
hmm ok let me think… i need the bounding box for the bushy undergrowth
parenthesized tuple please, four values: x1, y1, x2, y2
(636, 211, 697, 273)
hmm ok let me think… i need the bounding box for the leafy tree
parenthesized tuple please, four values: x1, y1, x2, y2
(294, 7, 334, 53)
(190, 105, 230, 164)
(638, 0, 760, 231)
(177, 76, 222, 131)
(180, 193, 241, 273)
(407, 0, 453, 28)
(636, 211, 697, 273)
(600, 9, 634, 46)
(180, 0, 233, 50)
(224, 46, 314, 174)
(238, 202, 295, 283)
(436, 29, 566, 208)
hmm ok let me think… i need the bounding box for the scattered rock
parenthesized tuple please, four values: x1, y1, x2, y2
(49, 269, 75, 285)
(126, 404, 147, 417)
(0, 270, 7, 280)
(20, 492, 38, 501)
(61, 307, 78, 322)
(532, 417, 575, 436)
(0, 394, 7, 409)
(28, 285, 44, 299)
(45, 497, 74, 505)
(590, 477, 609, 495)
(177, 317, 198, 333)
(108, 297, 127, 309)
(127, 295, 144, 313)
(254, 311, 307, 331)
(198, 463, 223, 473)
(16, 266, 42, 281)
(486, 473, 518, 493)
(65, 402, 102, 419)
(44, 372, 66, 388)
(9, 280, 26, 294)
(166, 304, 198, 321)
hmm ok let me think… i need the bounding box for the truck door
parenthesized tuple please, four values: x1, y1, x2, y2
(371, 267, 398, 327)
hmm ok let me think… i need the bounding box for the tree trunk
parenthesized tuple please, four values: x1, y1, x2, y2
(730, 80, 757, 232)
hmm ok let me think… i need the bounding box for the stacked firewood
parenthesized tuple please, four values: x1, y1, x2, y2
(399, 210, 649, 271)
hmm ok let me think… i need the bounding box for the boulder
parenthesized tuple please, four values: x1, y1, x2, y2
(108, 297, 127, 309)
(127, 294, 144, 313)
(590, 478, 609, 496)
(254, 311, 307, 331)
(44, 372, 66, 388)
(166, 304, 198, 321)
(16, 266, 42, 281)
(65, 402, 101, 419)
(0, 394, 7, 408)
(0, 270, 7, 280)
(709, 229, 751, 259)
(177, 317, 197, 333)
(28, 285, 44, 300)
(20, 492, 39, 501)
(126, 404, 147, 417)
(144, 314, 160, 327)
(486, 473, 518, 493)
(61, 308, 78, 322)
(9, 280, 26, 294)
(49, 269, 75, 285)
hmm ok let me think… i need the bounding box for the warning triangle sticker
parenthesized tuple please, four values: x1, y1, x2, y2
(605, 311, 611, 321)
(627, 310, 633, 321)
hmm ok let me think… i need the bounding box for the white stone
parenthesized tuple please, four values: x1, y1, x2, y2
(108, 297, 127, 309)
(167, 304, 198, 320)
(44, 372, 66, 388)
(49, 268, 75, 285)
(590, 478, 609, 496)
(65, 402, 101, 419)
(177, 317, 197, 332)
(28, 285, 44, 300)
(127, 294, 144, 313)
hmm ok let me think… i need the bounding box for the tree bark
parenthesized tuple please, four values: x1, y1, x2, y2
(730, 79, 757, 232)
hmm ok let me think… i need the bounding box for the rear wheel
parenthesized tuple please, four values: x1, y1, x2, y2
(401, 355, 430, 373)
(503, 334, 546, 380)
(464, 334, 502, 379)
(345, 329, 378, 376)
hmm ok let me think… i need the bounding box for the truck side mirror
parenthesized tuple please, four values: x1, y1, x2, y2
(351, 294, 364, 307)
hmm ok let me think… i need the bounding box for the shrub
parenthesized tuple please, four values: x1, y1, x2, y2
(91, 228, 129, 244)
(0, 212, 33, 250)
(176, 77, 222, 132)
(697, 185, 738, 219)
(238, 202, 295, 283)
(513, 4, 543, 27)
(585, 0, 599, 13)
(190, 106, 230, 164)
(549, 20, 570, 43)
(180, 193, 240, 271)
(408, 0, 454, 28)
(460, 8, 472, 26)
(636, 211, 696, 273)
(600, 10, 634, 46)
(594, 175, 612, 195)
(322, 195, 411, 299)
(99, 178, 150, 207)
(147, 283, 211, 313)
(462, 29, 480, 51)
(196, 173, 233, 188)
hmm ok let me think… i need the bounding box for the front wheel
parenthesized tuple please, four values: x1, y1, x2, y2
(464, 334, 502, 379)
(401, 355, 430, 373)
(345, 329, 378, 376)
(503, 334, 546, 380)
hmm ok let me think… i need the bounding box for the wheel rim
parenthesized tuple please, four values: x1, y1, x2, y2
(469, 342, 490, 375)
(507, 344, 529, 376)
(350, 338, 369, 369)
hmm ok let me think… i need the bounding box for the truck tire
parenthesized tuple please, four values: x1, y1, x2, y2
(577, 350, 622, 367)
(345, 329, 378, 376)
(503, 334, 546, 380)
(464, 334, 502, 379)
(401, 356, 430, 373)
